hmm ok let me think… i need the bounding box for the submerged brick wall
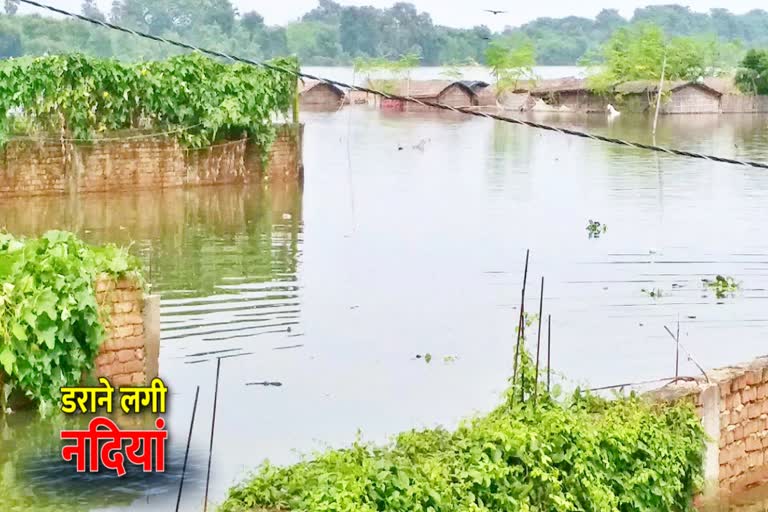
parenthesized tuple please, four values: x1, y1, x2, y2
(93, 275, 160, 387)
(653, 358, 768, 501)
(0, 124, 303, 197)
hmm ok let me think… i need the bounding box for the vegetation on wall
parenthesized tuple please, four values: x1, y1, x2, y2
(219, 351, 705, 512)
(0, 53, 298, 148)
(1, 1, 765, 67)
(0, 231, 141, 415)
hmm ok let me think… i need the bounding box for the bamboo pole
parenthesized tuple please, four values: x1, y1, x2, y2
(652, 53, 667, 140)
(533, 277, 544, 407)
(512, 250, 530, 402)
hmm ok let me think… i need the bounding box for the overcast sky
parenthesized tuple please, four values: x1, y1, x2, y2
(19, 0, 768, 31)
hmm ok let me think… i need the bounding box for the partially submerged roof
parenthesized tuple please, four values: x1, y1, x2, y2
(514, 77, 586, 95)
(383, 79, 475, 98)
(614, 80, 723, 97)
(457, 80, 490, 91)
(299, 78, 345, 97)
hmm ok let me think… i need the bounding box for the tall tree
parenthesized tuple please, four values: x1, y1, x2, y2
(81, 0, 106, 22)
(4, 0, 18, 15)
(485, 34, 537, 92)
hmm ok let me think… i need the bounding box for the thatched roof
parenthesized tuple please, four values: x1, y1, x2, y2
(512, 77, 586, 95)
(458, 80, 491, 91)
(702, 76, 740, 95)
(299, 78, 345, 97)
(614, 80, 723, 97)
(381, 79, 474, 98)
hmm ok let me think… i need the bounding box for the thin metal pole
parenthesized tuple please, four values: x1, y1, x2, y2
(204, 358, 222, 512)
(175, 386, 200, 512)
(533, 277, 544, 407)
(512, 249, 530, 401)
(546, 314, 552, 394)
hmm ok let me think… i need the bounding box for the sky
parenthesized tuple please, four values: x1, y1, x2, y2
(17, 0, 768, 31)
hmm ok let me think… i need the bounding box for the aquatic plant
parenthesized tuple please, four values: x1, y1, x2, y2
(0, 53, 298, 151)
(0, 231, 141, 415)
(703, 275, 739, 299)
(219, 350, 704, 512)
(641, 287, 664, 299)
(586, 219, 607, 239)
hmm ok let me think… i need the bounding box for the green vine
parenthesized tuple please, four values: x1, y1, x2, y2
(0, 53, 298, 151)
(0, 231, 141, 415)
(220, 343, 704, 512)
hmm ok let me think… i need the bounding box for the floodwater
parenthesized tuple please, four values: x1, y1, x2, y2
(3, 105, 768, 510)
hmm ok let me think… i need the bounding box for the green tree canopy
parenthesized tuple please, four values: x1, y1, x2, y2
(583, 23, 737, 92)
(485, 34, 536, 92)
(736, 49, 768, 95)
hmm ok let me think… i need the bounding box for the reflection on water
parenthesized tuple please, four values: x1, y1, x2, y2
(3, 109, 768, 510)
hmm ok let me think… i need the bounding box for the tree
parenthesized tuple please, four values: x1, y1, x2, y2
(110, 0, 237, 36)
(302, 0, 342, 25)
(735, 49, 768, 95)
(0, 24, 21, 57)
(81, 0, 106, 22)
(584, 23, 730, 92)
(286, 21, 340, 61)
(241, 11, 264, 42)
(485, 35, 537, 92)
(4, 0, 18, 15)
(339, 6, 382, 57)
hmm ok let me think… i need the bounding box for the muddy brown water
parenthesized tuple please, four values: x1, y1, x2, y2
(2, 107, 768, 510)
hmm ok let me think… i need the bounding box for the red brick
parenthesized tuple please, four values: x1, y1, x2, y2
(123, 360, 144, 374)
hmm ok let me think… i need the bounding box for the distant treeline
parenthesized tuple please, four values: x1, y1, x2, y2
(1, 0, 768, 65)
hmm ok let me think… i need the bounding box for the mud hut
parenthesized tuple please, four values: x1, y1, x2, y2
(614, 80, 723, 114)
(379, 80, 477, 112)
(526, 78, 607, 112)
(299, 79, 345, 110)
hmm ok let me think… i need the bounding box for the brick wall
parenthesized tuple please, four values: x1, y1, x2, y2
(652, 358, 768, 501)
(0, 124, 303, 197)
(93, 275, 160, 387)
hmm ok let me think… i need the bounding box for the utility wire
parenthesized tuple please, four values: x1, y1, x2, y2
(16, 0, 768, 171)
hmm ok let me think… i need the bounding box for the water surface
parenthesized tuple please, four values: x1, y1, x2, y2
(2, 108, 768, 509)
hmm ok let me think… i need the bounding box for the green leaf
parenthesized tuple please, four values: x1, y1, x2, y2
(0, 349, 16, 374)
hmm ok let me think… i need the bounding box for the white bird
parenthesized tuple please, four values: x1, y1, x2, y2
(607, 104, 621, 117)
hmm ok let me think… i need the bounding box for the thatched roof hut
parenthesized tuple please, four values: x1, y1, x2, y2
(299, 79, 345, 110)
(378, 80, 479, 112)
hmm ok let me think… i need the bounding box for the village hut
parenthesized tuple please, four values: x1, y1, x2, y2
(379, 80, 478, 112)
(299, 79, 346, 110)
(614, 80, 723, 114)
(526, 78, 607, 112)
(458, 80, 497, 107)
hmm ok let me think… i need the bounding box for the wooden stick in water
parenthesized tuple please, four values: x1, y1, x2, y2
(533, 277, 544, 407)
(512, 249, 530, 402)
(547, 314, 552, 394)
(204, 358, 222, 512)
(175, 386, 200, 512)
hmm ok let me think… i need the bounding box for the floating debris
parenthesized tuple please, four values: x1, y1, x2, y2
(702, 275, 739, 299)
(273, 344, 304, 351)
(641, 288, 664, 299)
(185, 348, 242, 358)
(586, 219, 607, 239)
(246, 381, 283, 387)
(415, 353, 433, 363)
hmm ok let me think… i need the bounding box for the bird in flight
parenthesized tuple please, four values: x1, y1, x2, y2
(483, 9, 507, 15)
